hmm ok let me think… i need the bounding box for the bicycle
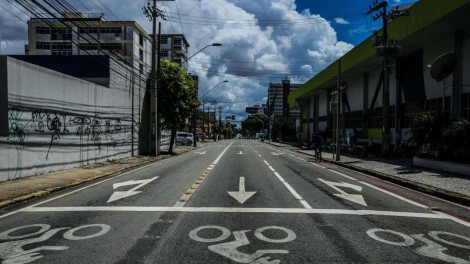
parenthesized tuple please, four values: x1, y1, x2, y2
(314, 145, 322, 162)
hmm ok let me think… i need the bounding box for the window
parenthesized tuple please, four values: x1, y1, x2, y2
(36, 42, 50, 50)
(79, 27, 98, 34)
(99, 27, 122, 34)
(51, 28, 72, 40)
(51, 43, 72, 50)
(78, 43, 98, 50)
(101, 43, 121, 51)
(139, 34, 144, 46)
(160, 37, 168, 44)
(36, 27, 50, 34)
(160, 51, 168, 58)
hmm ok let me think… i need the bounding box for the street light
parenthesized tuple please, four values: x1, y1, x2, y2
(198, 81, 228, 144)
(186, 43, 222, 147)
(186, 43, 222, 61)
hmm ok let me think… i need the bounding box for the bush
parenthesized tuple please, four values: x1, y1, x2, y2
(441, 119, 470, 163)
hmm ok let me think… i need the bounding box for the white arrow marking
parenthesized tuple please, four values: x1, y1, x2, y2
(318, 178, 367, 206)
(107, 177, 158, 203)
(227, 177, 256, 204)
(194, 151, 207, 155)
(271, 152, 284, 156)
(236, 151, 244, 155)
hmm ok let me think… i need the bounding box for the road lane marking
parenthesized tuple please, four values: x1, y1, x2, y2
(107, 177, 159, 203)
(318, 179, 367, 206)
(269, 169, 312, 209)
(0, 158, 170, 219)
(359, 181, 428, 209)
(263, 160, 270, 166)
(23, 206, 449, 219)
(325, 169, 357, 180)
(268, 166, 276, 172)
(174, 142, 234, 207)
(227, 177, 256, 204)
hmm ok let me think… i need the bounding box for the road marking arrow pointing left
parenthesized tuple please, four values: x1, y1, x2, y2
(227, 177, 256, 204)
(107, 176, 158, 203)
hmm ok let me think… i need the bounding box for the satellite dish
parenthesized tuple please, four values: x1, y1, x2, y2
(430, 53, 458, 82)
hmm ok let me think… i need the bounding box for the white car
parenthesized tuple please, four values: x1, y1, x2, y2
(176, 132, 194, 146)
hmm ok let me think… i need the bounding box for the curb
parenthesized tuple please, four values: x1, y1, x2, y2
(0, 147, 195, 210)
(294, 150, 470, 206)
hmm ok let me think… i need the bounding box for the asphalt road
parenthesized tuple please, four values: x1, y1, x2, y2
(1, 139, 469, 263)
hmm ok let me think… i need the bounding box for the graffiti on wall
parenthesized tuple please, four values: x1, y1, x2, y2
(6, 105, 133, 161)
(31, 110, 69, 159)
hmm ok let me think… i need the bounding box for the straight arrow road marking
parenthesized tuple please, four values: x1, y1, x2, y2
(107, 176, 158, 203)
(194, 151, 207, 155)
(318, 178, 367, 206)
(237, 151, 244, 155)
(227, 177, 256, 204)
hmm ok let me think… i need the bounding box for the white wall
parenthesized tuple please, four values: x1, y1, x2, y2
(0, 57, 143, 181)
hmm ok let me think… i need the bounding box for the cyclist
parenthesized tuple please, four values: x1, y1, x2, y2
(312, 133, 323, 162)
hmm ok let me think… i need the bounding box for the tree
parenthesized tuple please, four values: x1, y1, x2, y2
(158, 60, 198, 154)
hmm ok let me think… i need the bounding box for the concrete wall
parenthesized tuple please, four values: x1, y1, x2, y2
(0, 56, 144, 181)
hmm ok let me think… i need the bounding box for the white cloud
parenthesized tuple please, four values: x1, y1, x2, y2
(0, 0, 354, 119)
(334, 17, 350, 25)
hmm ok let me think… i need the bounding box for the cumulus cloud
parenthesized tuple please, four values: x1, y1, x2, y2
(334, 17, 350, 25)
(0, 0, 354, 120)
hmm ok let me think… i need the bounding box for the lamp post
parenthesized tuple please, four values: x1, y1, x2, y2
(211, 100, 217, 141)
(186, 43, 222, 147)
(199, 80, 228, 143)
(186, 43, 222, 61)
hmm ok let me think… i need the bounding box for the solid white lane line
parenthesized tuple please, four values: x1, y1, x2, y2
(296, 157, 306, 161)
(213, 142, 234, 164)
(309, 162, 326, 169)
(0, 158, 169, 219)
(23, 206, 448, 219)
(258, 155, 262, 157)
(359, 181, 427, 209)
(433, 211, 470, 228)
(267, 166, 312, 209)
(326, 169, 357, 181)
(263, 160, 270, 166)
(268, 166, 276, 172)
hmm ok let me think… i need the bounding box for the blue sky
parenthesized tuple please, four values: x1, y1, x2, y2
(296, 0, 417, 45)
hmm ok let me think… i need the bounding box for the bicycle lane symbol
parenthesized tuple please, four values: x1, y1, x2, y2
(366, 228, 470, 263)
(0, 224, 111, 264)
(189, 225, 296, 264)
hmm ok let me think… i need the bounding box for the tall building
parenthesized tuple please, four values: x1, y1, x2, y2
(159, 34, 190, 70)
(268, 77, 301, 117)
(26, 12, 151, 73)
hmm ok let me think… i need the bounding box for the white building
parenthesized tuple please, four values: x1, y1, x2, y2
(159, 34, 190, 70)
(26, 13, 151, 74)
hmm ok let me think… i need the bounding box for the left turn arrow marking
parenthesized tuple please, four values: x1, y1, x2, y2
(107, 176, 158, 203)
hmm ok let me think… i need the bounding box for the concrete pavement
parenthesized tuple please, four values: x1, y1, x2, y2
(268, 141, 470, 206)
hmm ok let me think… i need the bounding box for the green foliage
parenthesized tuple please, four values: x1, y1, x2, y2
(158, 60, 198, 131)
(407, 112, 441, 153)
(158, 60, 198, 153)
(441, 119, 470, 163)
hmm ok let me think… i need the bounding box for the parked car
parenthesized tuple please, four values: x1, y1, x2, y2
(176, 132, 194, 146)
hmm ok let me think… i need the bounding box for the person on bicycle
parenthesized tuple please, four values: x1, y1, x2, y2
(312, 132, 323, 162)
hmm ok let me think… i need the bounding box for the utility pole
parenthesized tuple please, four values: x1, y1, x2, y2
(212, 100, 217, 141)
(366, 0, 407, 158)
(336, 59, 341, 161)
(143, 0, 172, 156)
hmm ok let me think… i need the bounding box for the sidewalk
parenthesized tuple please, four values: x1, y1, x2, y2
(269, 141, 470, 206)
(0, 144, 203, 209)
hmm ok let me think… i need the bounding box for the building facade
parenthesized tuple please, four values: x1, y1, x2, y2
(159, 34, 190, 70)
(289, 0, 470, 144)
(27, 13, 151, 74)
(268, 77, 301, 117)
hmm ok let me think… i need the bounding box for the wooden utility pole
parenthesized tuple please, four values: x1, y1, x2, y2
(366, 0, 407, 158)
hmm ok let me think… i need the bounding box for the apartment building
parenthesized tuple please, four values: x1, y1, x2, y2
(26, 12, 151, 73)
(268, 77, 301, 117)
(159, 34, 189, 70)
